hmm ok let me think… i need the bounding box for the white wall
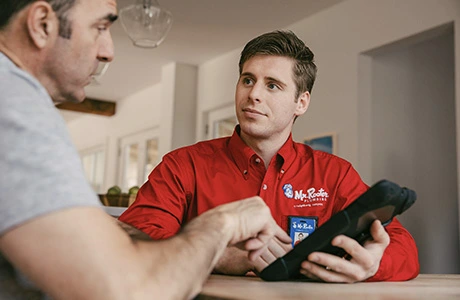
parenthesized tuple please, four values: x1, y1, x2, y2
(67, 63, 197, 192)
(292, 0, 459, 167)
(170, 64, 198, 150)
(68, 84, 162, 191)
(365, 28, 458, 273)
(196, 50, 240, 140)
(156, 62, 198, 160)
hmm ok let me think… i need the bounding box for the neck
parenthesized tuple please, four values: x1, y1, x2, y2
(240, 131, 290, 169)
(0, 26, 56, 101)
(0, 35, 26, 69)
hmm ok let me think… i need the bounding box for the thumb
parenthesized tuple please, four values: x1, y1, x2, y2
(369, 220, 390, 246)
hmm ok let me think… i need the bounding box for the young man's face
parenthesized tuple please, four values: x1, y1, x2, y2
(235, 55, 309, 144)
(44, 0, 117, 103)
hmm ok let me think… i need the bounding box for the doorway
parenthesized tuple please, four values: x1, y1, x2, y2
(358, 23, 459, 273)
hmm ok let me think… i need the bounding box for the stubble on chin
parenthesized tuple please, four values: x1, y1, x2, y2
(239, 122, 268, 140)
(52, 89, 86, 104)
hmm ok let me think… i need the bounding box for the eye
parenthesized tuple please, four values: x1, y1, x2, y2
(98, 26, 108, 33)
(267, 83, 280, 90)
(97, 21, 112, 33)
(242, 77, 254, 85)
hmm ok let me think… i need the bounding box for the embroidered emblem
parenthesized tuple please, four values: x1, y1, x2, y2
(282, 184, 293, 199)
(284, 185, 330, 208)
(294, 187, 329, 202)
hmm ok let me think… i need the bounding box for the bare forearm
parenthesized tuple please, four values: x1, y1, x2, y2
(213, 246, 253, 275)
(116, 219, 152, 241)
(1, 208, 229, 300)
(136, 232, 229, 299)
(1, 198, 278, 299)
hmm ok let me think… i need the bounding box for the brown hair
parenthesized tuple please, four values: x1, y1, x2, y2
(239, 30, 317, 98)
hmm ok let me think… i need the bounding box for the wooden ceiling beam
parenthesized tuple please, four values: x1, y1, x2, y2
(56, 97, 116, 116)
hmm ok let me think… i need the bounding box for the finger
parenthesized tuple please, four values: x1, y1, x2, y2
(330, 233, 385, 280)
(299, 261, 322, 281)
(247, 245, 268, 262)
(243, 224, 275, 251)
(299, 267, 321, 281)
(259, 247, 277, 264)
(224, 196, 275, 246)
(252, 255, 269, 272)
(267, 237, 292, 257)
(245, 232, 291, 262)
(307, 251, 351, 271)
(311, 251, 366, 280)
(331, 234, 367, 260)
(300, 260, 355, 283)
(246, 237, 287, 262)
(273, 224, 292, 244)
(244, 237, 265, 251)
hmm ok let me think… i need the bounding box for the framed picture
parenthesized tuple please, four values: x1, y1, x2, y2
(304, 132, 337, 154)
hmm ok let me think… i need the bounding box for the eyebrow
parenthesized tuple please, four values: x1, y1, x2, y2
(240, 72, 287, 87)
(240, 72, 254, 78)
(265, 76, 287, 87)
(102, 13, 118, 23)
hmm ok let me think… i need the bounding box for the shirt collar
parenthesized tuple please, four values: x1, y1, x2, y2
(277, 133, 297, 172)
(228, 125, 298, 176)
(0, 46, 26, 70)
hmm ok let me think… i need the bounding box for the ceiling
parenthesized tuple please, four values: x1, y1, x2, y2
(62, 0, 344, 120)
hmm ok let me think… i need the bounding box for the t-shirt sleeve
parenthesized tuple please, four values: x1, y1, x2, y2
(0, 67, 100, 235)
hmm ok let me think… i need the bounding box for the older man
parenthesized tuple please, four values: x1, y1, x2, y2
(0, 1, 288, 299)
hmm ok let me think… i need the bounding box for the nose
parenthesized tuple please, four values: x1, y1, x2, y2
(248, 83, 263, 103)
(97, 32, 115, 63)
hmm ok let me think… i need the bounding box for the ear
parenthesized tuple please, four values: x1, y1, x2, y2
(294, 91, 311, 117)
(26, 2, 57, 49)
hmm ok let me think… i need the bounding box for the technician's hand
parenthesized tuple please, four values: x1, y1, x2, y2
(299, 220, 390, 283)
(251, 236, 292, 274)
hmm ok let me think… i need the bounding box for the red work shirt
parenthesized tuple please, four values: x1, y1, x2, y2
(119, 129, 419, 281)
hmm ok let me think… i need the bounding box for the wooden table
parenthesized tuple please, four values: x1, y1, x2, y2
(196, 274, 460, 300)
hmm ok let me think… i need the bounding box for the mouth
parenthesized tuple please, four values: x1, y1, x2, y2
(90, 62, 110, 84)
(242, 108, 266, 117)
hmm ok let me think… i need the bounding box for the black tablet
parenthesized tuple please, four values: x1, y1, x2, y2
(259, 179, 416, 281)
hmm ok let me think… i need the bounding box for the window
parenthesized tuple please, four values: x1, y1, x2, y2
(207, 105, 238, 139)
(144, 138, 159, 183)
(118, 128, 159, 191)
(80, 146, 106, 193)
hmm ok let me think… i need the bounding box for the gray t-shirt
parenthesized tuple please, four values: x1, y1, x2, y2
(0, 52, 101, 298)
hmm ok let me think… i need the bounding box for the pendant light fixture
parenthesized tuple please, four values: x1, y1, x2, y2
(119, 0, 173, 48)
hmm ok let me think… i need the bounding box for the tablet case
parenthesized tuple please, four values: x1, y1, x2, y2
(259, 179, 416, 281)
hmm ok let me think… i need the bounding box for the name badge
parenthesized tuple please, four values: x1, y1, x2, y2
(288, 216, 318, 247)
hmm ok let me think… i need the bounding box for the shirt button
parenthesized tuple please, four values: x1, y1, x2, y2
(255, 158, 261, 164)
(243, 170, 248, 175)
(263, 184, 267, 190)
(281, 169, 285, 174)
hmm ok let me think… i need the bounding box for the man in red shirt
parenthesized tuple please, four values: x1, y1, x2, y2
(119, 30, 419, 282)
